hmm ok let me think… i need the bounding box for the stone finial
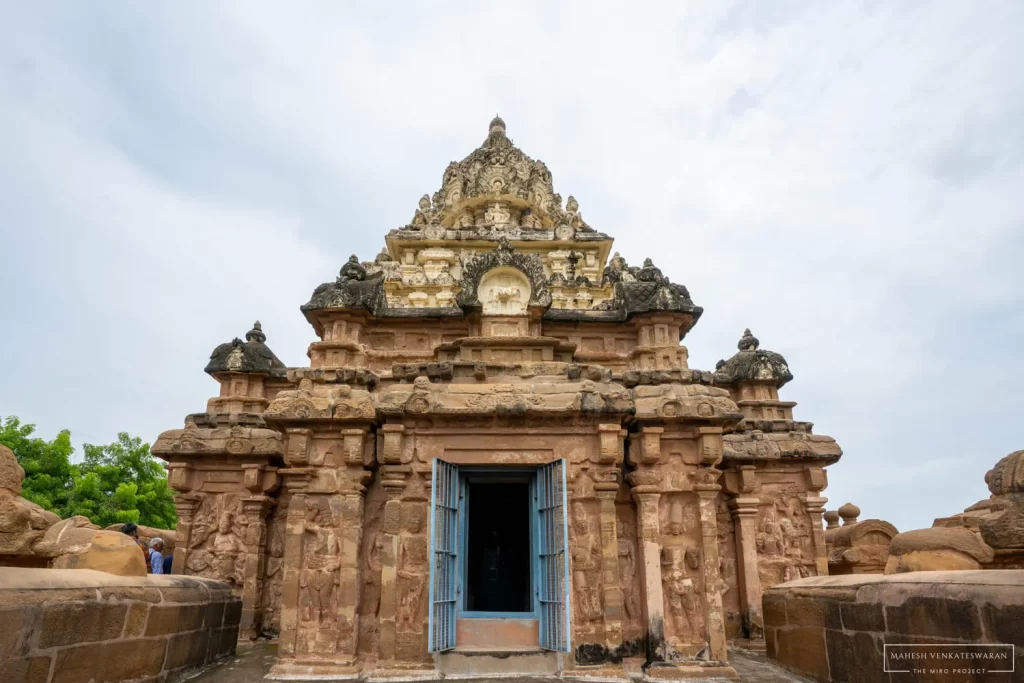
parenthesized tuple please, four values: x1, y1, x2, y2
(738, 329, 760, 351)
(838, 503, 861, 525)
(338, 254, 367, 283)
(245, 321, 266, 344)
(0, 444, 25, 495)
(205, 321, 286, 377)
(375, 247, 393, 263)
(489, 114, 506, 134)
(566, 195, 579, 213)
(418, 194, 431, 211)
(824, 510, 840, 530)
(714, 330, 793, 388)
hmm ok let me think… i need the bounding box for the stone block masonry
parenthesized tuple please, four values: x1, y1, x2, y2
(0, 567, 241, 683)
(764, 570, 1024, 683)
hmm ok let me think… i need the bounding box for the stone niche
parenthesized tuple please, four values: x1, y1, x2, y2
(479, 266, 531, 316)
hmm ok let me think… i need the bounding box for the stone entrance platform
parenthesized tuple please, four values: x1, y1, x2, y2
(188, 643, 810, 683)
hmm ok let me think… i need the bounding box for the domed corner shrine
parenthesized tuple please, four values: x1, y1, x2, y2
(152, 117, 842, 680)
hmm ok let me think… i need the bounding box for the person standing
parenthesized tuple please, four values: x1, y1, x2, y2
(120, 522, 152, 573)
(149, 538, 165, 575)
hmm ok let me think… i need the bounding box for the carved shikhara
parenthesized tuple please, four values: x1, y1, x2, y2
(152, 118, 842, 678)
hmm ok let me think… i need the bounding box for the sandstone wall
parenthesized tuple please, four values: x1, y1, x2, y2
(0, 568, 241, 683)
(764, 571, 1024, 682)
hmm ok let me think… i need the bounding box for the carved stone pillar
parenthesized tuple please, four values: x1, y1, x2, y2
(726, 463, 763, 640)
(801, 467, 829, 577)
(239, 493, 275, 640)
(729, 495, 763, 639)
(627, 470, 665, 662)
(237, 463, 280, 640)
(595, 471, 624, 646)
(277, 468, 312, 660)
(334, 428, 373, 663)
(378, 464, 410, 663)
(170, 491, 201, 576)
(335, 490, 367, 662)
(694, 468, 727, 663)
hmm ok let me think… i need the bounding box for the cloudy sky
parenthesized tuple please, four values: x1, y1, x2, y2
(1, 2, 1021, 532)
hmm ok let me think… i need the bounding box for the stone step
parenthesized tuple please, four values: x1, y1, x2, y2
(437, 648, 563, 677)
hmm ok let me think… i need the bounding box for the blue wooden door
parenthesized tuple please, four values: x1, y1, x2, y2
(428, 458, 459, 652)
(535, 459, 571, 652)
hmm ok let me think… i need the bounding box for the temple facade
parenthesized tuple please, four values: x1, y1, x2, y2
(153, 117, 842, 679)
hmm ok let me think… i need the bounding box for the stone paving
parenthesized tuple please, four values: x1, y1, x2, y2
(186, 643, 811, 683)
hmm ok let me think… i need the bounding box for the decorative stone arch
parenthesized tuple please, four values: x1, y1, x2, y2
(456, 239, 552, 310)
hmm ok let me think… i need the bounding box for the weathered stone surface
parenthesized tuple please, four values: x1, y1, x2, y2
(765, 571, 1024, 683)
(714, 330, 793, 388)
(885, 526, 994, 574)
(0, 445, 59, 560)
(824, 505, 898, 575)
(34, 517, 147, 577)
(205, 321, 286, 377)
(0, 568, 240, 683)
(38, 601, 128, 648)
(52, 638, 167, 683)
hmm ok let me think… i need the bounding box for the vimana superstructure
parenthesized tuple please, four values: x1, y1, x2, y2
(153, 117, 841, 680)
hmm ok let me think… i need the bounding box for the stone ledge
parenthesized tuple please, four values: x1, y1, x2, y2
(764, 570, 1024, 682)
(0, 567, 241, 683)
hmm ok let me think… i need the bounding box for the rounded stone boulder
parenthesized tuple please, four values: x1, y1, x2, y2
(884, 526, 994, 574)
(35, 517, 147, 576)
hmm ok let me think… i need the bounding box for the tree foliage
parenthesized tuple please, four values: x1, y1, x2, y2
(0, 415, 177, 529)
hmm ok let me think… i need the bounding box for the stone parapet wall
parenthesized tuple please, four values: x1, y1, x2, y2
(764, 571, 1024, 682)
(0, 568, 240, 683)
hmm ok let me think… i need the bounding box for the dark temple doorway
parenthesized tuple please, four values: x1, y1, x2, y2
(465, 480, 532, 613)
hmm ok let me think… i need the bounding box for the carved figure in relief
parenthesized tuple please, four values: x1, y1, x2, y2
(755, 511, 783, 556)
(211, 512, 247, 584)
(570, 501, 603, 623)
(300, 499, 340, 625)
(663, 548, 704, 645)
(397, 505, 428, 630)
(187, 501, 246, 586)
(484, 202, 512, 225)
(262, 515, 285, 631)
(617, 538, 641, 622)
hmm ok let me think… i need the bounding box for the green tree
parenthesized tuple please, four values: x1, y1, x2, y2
(0, 415, 177, 529)
(75, 433, 177, 529)
(0, 415, 75, 513)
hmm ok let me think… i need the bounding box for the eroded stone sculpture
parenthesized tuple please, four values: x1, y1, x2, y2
(0, 444, 150, 575)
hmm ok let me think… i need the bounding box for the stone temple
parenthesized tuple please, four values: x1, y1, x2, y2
(153, 117, 842, 679)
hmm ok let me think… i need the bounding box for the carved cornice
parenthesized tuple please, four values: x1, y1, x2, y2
(722, 430, 842, 464)
(152, 422, 285, 459)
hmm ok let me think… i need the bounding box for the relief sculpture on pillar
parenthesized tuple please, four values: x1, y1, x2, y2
(661, 548, 704, 649)
(263, 509, 286, 633)
(396, 502, 428, 631)
(300, 498, 341, 625)
(756, 496, 814, 587)
(570, 501, 603, 625)
(187, 496, 247, 589)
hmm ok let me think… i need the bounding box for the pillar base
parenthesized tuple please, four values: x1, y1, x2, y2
(644, 662, 739, 681)
(267, 659, 361, 680)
